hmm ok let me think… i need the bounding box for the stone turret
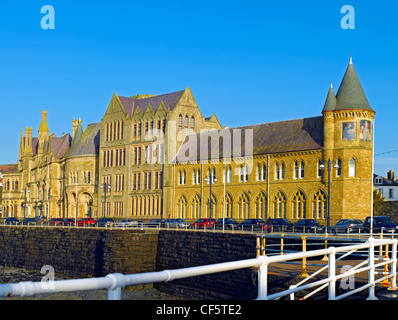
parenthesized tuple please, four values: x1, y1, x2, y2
(322, 55, 375, 221)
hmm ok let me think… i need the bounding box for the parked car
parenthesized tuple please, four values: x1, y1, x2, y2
(331, 219, 363, 234)
(293, 219, 325, 233)
(215, 218, 239, 230)
(77, 217, 96, 227)
(264, 218, 294, 233)
(94, 218, 115, 227)
(144, 219, 166, 228)
(34, 216, 45, 223)
(48, 218, 64, 226)
(22, 218, 37, 225)
(363, 216, 398, 233)
(165, 218, 190, 228)
(116, 219, 143, 227)
(191, 218, 216, 229)
(239, 219, 266, 231)
(5, 217, 19, 225)
(62, 218, 75, 226)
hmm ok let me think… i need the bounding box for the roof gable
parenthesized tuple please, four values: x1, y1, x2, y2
(119, 90, 185, 117)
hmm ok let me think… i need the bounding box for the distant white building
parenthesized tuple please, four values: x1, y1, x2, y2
(374, 170, 398, 201)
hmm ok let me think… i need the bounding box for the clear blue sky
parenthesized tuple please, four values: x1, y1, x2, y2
(1, 0, 397, 175)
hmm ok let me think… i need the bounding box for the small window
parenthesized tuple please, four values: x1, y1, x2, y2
(349, 158, 356, 177)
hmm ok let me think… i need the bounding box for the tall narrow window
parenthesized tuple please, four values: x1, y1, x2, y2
(292, 191, 306, 219)
(238, 193, 250, 220)
(184, 115, 189, 130)
(190, 116, 195, 130)
(255, 192, 267, 219)
(294, 161, 299, 179)
(262, 164, 267, 181)
(178, 114, 182, 131)
(337, 158, 342, 177)
(312, 190, 327, 219)
(281, 162, 285, 180)
(318, 160, 323, 178)
(275, 163, 280, 180)
(273, 191, 286, 218)
(300, 161, 305, 179)
(349, 158, 356, 177)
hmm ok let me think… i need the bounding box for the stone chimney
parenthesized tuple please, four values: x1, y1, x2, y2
(72, 119, 79, 139)
(388, 170, 395, 181)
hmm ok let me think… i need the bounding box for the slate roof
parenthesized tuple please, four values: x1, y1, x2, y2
(31, 134, 72, 159)
(374, 174, 398, 187)
(334, 61, 373, 111)
(322, 84, 337, 113)
(174, 116, 324, 163)
(67, 123, 100, 158)
(0, 164, 18, 174)
(118, 90, 185, 116)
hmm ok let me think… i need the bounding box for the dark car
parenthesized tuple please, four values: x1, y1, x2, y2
(215, 218, 239, 230)
(144, 219, 166, 228)
(293, 219, 325, 233)
(5, 217, 19, 225)
(22, 218, 37, 225)
(239, 219, 266, 231)
(363, 216, 398, 233)
(191, 218, 216, 229)
(94, 218, 115, 227)
(264, 218, 294, 233)
(48, 218, 64, 226)
(62, 218, 76, 226)
(331, 219, 363, 234)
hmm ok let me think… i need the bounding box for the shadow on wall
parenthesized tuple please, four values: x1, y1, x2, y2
(94, 234, 105, 277)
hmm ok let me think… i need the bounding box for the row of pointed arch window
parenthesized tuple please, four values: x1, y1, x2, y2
(176, 189, 328, 220)
(178, 158, 356, 186)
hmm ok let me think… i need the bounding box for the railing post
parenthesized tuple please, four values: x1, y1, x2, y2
(367, 238, 378, 300)
(106, 273, 125, 300)
(261, 235, 266, 256)
(299, 236, 309, 278)
(256, 234, 261, 258)
(322, 233, 329, 261)
(388, 239, 398, 291)
(107, 286, 122, 300)
(328, 247, 336, 300)
(257, 257, 268, 300)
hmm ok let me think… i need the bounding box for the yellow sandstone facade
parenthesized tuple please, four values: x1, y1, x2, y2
(0, 58, 375, 225)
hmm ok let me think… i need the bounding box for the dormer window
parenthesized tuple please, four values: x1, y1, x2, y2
(375, 177, 383, 185)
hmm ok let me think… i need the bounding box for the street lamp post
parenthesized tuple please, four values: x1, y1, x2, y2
(319, 159, 339, 232)
(204, 173, 217, 221)
(100, 182, 111, 220)
(21, 187, 30, 220)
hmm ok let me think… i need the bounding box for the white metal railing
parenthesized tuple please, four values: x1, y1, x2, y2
(0, 237, 396, 300)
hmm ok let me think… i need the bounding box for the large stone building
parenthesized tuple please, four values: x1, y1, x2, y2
(0, 58, 375, 225)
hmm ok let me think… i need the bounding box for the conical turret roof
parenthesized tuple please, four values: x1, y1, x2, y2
(335, 57, 373, 111)
(322, 83, 336, 113)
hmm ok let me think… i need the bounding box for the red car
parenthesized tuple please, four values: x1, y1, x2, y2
(48, 218, 63, 226)
(191, 218, 216, 229)
(77, 218, 96, 227)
